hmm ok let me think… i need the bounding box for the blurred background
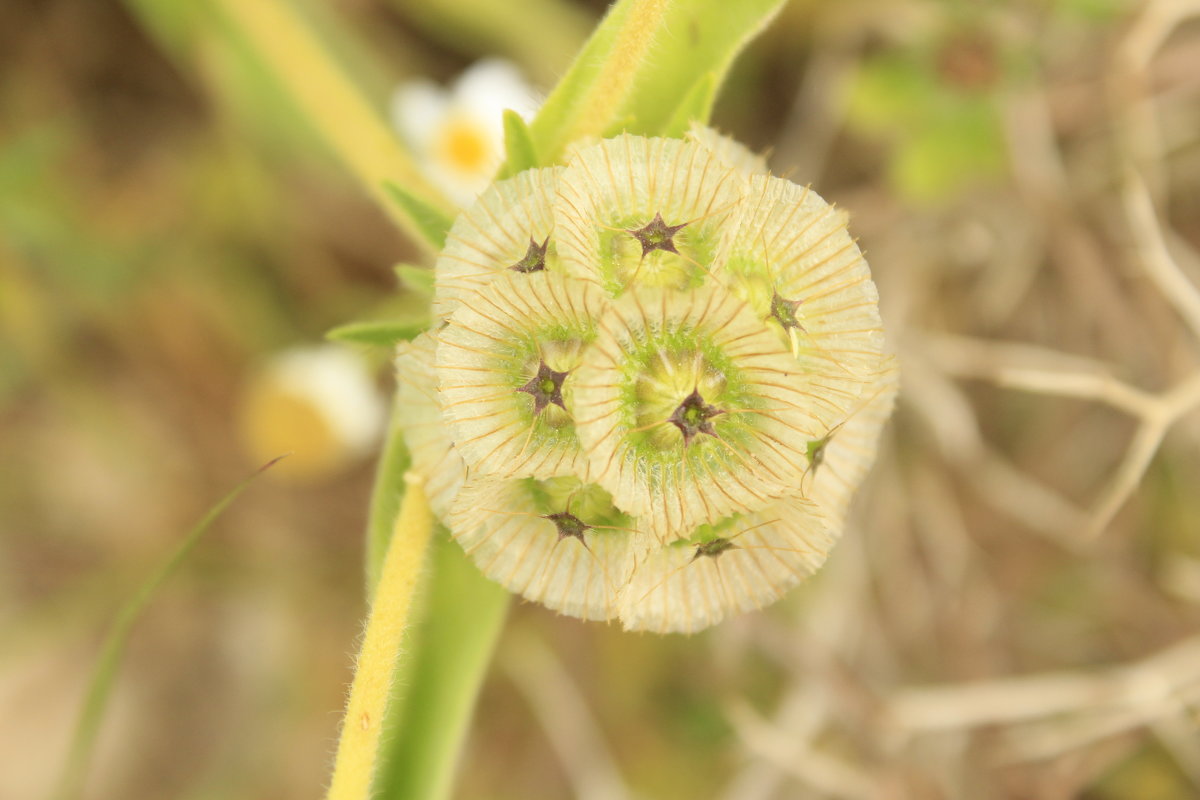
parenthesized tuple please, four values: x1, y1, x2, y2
(3, 0, 1200, 798)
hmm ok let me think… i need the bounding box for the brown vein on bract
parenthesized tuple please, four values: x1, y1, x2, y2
(475, 516, 523, 573)
(623, 135, 637, 211)
(471, 421, 539, 471)
(706, 429, 790, 485)
(695, 447, 764, 516)
(461, 295, 530, 339)
(476, 189, 523, 253)
(799, 273, 873, 307)
(762, 185, 805, 253)
(498, 517, 544, 586)
(517, 523, 566, 599)
(783, 251, 866, 301)
(773, 203, 841, 263)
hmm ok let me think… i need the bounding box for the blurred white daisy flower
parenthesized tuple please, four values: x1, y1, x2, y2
(391, 58, 539, 207)
(239, 344, 385, 482)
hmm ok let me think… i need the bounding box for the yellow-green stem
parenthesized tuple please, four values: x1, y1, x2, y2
(566, 0, 668, 140)
(210, 0, 452, 248)
(326, 473, 434, 800)
(533, 0, 671, 162)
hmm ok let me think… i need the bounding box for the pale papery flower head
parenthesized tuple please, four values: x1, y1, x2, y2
(395, 333, 466, 522)
(433, 167, 561, 320)
(617, 496, 835, 634)
(437, 270, 608, 481)
(447, 475, 641, 622)
(394, 127, 896, 633)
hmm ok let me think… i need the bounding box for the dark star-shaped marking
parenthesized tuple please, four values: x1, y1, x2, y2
(667, 388, 725, 445)
(770, 290, 805, 332)
(508, 236, 549, 273)
(626, 212, 688, 258)
(544, 511, 590, 544)
(517, 360, 569, 414)
(691, 537, 738, 562)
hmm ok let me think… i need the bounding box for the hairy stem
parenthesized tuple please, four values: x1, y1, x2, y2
(209, 0, 452, 248)
(326, 473, 435, 800)
(365, 407, 412, 597)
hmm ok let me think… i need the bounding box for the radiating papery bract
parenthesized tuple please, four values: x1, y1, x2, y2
(437, 271, 607, 480)
(686, 123, 768, 177)
(396, 128, 897, 634)
(806, 356, 899, 527)
(448, 476, 644, 621)
(572, 283, 835, 540)
(395, 333, 467, 522)
(433, 166, 562, 320)
(717, 175, 886, 387)
(618, 497, 834, 634)
(555, 135, 744, 296)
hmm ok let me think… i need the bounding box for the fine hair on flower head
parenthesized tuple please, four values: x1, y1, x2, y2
(396, 126, 896, 633)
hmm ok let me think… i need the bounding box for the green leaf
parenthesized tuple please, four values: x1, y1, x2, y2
(498, 109, 539, 178)
(529, 0, 785, 162)
(373, 533, 509, 800)
(384, 181, 454, 250)
(393, 263, 435, 297)
(528, 0, 671, 163)
(326, 319, 427, 348)
(661, 72, 718, 138)
(384, 0, 592, 87)
(617, 0, 787, 137)
(51, 458, 283, 800)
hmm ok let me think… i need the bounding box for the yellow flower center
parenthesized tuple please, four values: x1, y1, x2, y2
(240, 386, 342, 481)
(435, 116, 492, 176)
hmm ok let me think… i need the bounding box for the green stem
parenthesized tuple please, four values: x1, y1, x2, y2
(372, 534, 510, 800)
(365, 407, 412, 597)
(530, 0, 671, 163)
(325, 474, 435, 800)
(207, 0, 453, 248)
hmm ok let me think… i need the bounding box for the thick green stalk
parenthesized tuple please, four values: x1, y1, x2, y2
(529, 0, 672, 163)
(326, 474, 436, 800)
(207, 0, 453, 249)
(372, 534, 510, 800)
(364, 408, 412, 596)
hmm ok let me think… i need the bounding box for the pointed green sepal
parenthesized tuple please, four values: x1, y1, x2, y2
(499, 109, 538, 178)
(663, 72, 719, 138)
(326, 320, 429, 348)
(384, 181, 454, 250)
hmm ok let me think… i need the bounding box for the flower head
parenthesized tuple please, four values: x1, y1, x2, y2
(395, 128, 895, 632)
(392, 59, 539, 206)
(240, 344, 384, 482)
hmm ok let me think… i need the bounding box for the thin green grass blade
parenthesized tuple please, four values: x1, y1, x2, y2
(372, 533, 510, 800)
(50, 456, 285, 800)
